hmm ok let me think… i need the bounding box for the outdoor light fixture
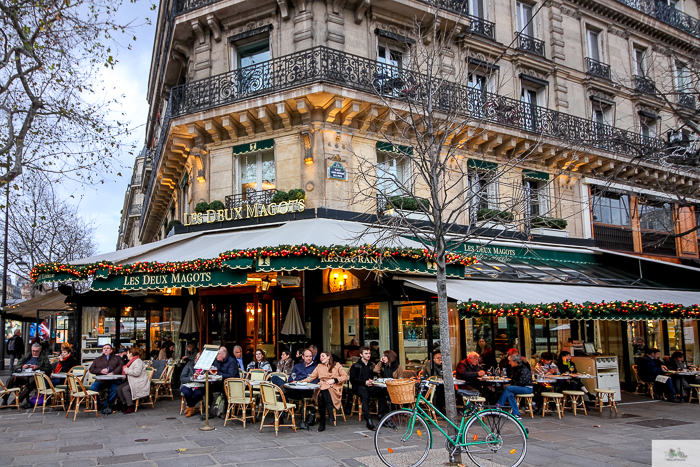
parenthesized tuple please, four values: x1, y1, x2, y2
(261, 276, 271, 292)
(187, 286, 197, 295)
(16, 258, 28, 269)
(302, 131, 313, 164)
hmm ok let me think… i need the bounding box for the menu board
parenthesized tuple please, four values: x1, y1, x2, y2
(195, 345, 219, 371)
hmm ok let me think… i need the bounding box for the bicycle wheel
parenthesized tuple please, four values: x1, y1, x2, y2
(374, 410, 432, 467)
(463, 410, 527, 467)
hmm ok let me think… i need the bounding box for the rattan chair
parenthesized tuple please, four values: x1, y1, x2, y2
(136, 367, 156, 412)
(65, 374, 99, 421)
(224, 378, 256, 427)
(689, 384, 700, 404)
(152, 363, 175, 401)
(632, 365, 654, 398)
(266, 372, 289, 383)
(0, 380, 20, 411)
(33, 373, 65, 414)
(259, 382, 296, 436)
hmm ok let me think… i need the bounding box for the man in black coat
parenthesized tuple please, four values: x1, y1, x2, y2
(6, 329, 24, 372)
(638, 348, 679, 402)
(350, 347, 387, 431)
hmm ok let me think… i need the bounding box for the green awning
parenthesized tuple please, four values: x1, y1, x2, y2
(460, 242, 597, 264)
(254, 255, 464, 277)
(468, 159, 498, 170)
(91, 269, 249, 291)
(522, 169, 549, 181)
(376, 141, 413, 155)
(234, 139, 274, 155)
(180, 172, 189, 188)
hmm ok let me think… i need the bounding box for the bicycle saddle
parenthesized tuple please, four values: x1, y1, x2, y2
(456, 389, 480, 398)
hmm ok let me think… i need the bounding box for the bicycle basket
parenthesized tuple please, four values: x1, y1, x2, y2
(386, 378, 416, 405)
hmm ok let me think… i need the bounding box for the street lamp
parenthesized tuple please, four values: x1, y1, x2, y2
(261, 276, 271, 292)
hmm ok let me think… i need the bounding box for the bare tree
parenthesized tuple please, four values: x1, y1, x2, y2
(6, 172, 97, 295)
(0, 0, 149, 186)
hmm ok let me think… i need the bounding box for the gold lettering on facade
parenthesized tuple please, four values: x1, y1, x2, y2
(278, 201, 289, 214)
(259, 203, 269, 217)
(225, 209, 234, 221)
(216, 210, 225, 221)
(234, 207, 243, 219)
(206, 210, 216, 223)
(246, 204, 256, 218)
(177, 200, 305, 227)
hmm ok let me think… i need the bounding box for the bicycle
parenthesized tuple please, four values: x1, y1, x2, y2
(374, 380, 528, 467)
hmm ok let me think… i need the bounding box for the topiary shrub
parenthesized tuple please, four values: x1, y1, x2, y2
(387, 196, 430, 212)
(208, 200, 225, 211)
(194, 201, 209, 213)
(477, 208, 515, 223)
(288, 188, 306, 200)
(166, 219, 182, 234)
(271, 191, 290, 203)
(532, 217, 568, 230)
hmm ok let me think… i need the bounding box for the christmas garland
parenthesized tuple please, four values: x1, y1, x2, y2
(458, 300, 700, 320)
(31, 243, 478, 282)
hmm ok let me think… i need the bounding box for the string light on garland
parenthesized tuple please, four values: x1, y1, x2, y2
(30, 243, 478, 283)
(458, 299, 700, 320)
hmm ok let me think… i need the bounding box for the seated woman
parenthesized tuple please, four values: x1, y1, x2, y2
(158, 342, 175, 361)
(535, 352, 559, 376)
(116, 347, 150, 414)
(554, 350, 589, 396)
(274, 350, 294, 376)
(667, 351, 691, 398)
(374, 350, 404, 379)
(301, 351, 348, 432)
(51, 347, 80, 386)
(179, 352, 203, 417)
(246, 348, 272, 373)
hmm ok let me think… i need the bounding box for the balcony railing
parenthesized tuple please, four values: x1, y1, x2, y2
(677, 92, 696, 109)
(634, 75, 656, 94)
(129, 204, 143, 217)
(593, 224, 635, 252)
(641, 231, 677, 256)
(515, 32, 545, 57)
(613, 0, 700, 37)
(225, 189, 278, 210)
(586, 57, 611, 80)
(131, 171, 144, 187)
(467, 15, 496, 39)
(175, 0, 219, 13)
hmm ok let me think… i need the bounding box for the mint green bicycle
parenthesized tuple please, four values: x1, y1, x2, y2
(374, 380, 528, 467)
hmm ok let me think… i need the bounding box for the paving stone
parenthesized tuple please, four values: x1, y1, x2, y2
(154, 455, 218, 467)
(96, 454, 146, 465)
(59, 444, 104, 453)
(290, 456, 341, 467)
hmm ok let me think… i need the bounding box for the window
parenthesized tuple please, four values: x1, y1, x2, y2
(523, 178, 549, 219)
(586, 29, 600, 62)
(639, 201, 674, 232)
(377, 151, 410, 196)
(592, 99, 613, 130)
(521, 86, 541, 131)
(378, 43, 403, 71)
(676, 61, 689, 92)
(591, 188, 631, 226)
(640, 115, 657, 139)
(634, 47, 647, 76)
(469, 0, 484, 17)
(469, 171, 499, 218)
(239, 149, 275, 197)
(232, 38, 270, 94)
(468, 72, 488, 115)
(516, 2, 534, 36)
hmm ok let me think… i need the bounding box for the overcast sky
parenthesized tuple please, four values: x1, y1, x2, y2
(62, 1, 156, 255)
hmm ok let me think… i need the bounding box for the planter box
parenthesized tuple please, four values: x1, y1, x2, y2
(531, 227, 570, 238)
(477, 221, 518, 232)
(386, 208, 430, 221)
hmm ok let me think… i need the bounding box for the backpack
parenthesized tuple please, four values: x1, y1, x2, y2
(7, 337, 15, 352)
(210, 393, 226, 418)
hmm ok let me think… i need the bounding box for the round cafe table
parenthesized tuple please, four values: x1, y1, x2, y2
(284, 382, 320, 390)
(50, 373, 68, 379)
(12, 371, 41, 377)
(478, 377, 510, 384)
(94, 375, 126, 381)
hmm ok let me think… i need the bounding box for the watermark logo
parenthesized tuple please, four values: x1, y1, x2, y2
(653, 441, 700, 466)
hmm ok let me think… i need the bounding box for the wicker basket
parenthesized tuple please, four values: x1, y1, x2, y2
(386, 378, 416, 405)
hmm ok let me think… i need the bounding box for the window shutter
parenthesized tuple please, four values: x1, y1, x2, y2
(487, 178, 499, 209)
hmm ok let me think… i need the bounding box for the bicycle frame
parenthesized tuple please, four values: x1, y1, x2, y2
(399, 390, 528, 450)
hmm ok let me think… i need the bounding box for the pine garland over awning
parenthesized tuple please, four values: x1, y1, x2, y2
(458, 300, 700, 321)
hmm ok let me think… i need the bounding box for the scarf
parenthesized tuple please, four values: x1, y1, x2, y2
(122, 356, 139, 375)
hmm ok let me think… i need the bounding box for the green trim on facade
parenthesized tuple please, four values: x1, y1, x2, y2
(254, 255, 464, 276)
(522, 169, 550, 181)
(460, 242, 597, 264)
(376, 141, 413, 155)
(233, 139, 275, 155)
(91, 269, 249, 291)
(467, 159, 498, 170)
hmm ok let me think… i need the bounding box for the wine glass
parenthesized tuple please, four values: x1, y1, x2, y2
(210, 366, 218, 377)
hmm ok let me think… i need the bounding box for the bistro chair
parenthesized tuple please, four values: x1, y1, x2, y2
(688, 384, 700, 404)
(350, 393, 376, 421)
(55, 365, 86, 392)
(224, 378, 256, 428)
(259, 382, 296, 436)
(541, 392, 564, 419)
(248, 369, 267, 411)
(65, 374, 99, 421)
(33, 373, 65, 414)
(266, 372, 289, 383)
(514, 393, 534, 419)
(0, 380, 20, 411)
(632, 365, 654, 398)
(179, 388, 204, 415)
(136, 367, 156, 412)
(594, 388, 618, 414)
(152, 363, 175, 401)
(562, 390, 587, 416)
(333, 386, 347, 425)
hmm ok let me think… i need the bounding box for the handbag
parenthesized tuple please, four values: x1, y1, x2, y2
(29, 394, 45, 406)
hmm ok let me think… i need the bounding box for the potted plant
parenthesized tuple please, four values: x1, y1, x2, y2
(385, 196, 431, 220)
(166, 219, 182, 235)
(208, 200, 225, 211)
(194, 201, 209, 213)
(530, 216, 570, 237)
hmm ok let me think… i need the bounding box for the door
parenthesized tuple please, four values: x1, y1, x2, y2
(586, 30, 600, 62)
(237, 40, 270, 95)
(516, 2, 534, 36)
(521, 87, 539, 130)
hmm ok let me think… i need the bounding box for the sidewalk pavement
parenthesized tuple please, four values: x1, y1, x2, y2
(0, 382, 697, 467)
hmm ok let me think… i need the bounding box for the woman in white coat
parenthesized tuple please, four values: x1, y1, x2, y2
(116, 347, 151, 414)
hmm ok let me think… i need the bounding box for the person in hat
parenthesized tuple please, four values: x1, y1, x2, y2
(117, 347, 129, 364)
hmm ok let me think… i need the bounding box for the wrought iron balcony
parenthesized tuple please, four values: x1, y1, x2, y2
(225, 189, 278, 210)
(131, 170, 144, 187)
(515, 33, 545, 57)
(586, 57, 611, 80)
(677, 93, 696, 109)
(613, 0, 700, 37)
(128, 204, 143, 217)
(175, 0, 219, 13)
(467, 15, 496, 39)
(634, 75, 656, 95)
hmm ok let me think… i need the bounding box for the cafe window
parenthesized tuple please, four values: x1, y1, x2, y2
(397, 302, 435, 370)
(239, 149, 275, 197)
(322, 269, 361, 293)
(591, 187, 631, 226)
(638, 200, 673, 232)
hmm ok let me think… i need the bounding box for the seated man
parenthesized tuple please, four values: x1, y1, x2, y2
(667, 351, 691, 399)
(535, 352, 559, 376)
(350, 346, 387, 431)
(423, 350, 443, 378)
(638, 348, 679, 403)
(89, 344, 124, 411)
(497, 354, 533, 420)
(51, 347, 80, 386)
(456, 351, 492, 403)
(212, 346, 239, 392)
(2, 343, 51, 409)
